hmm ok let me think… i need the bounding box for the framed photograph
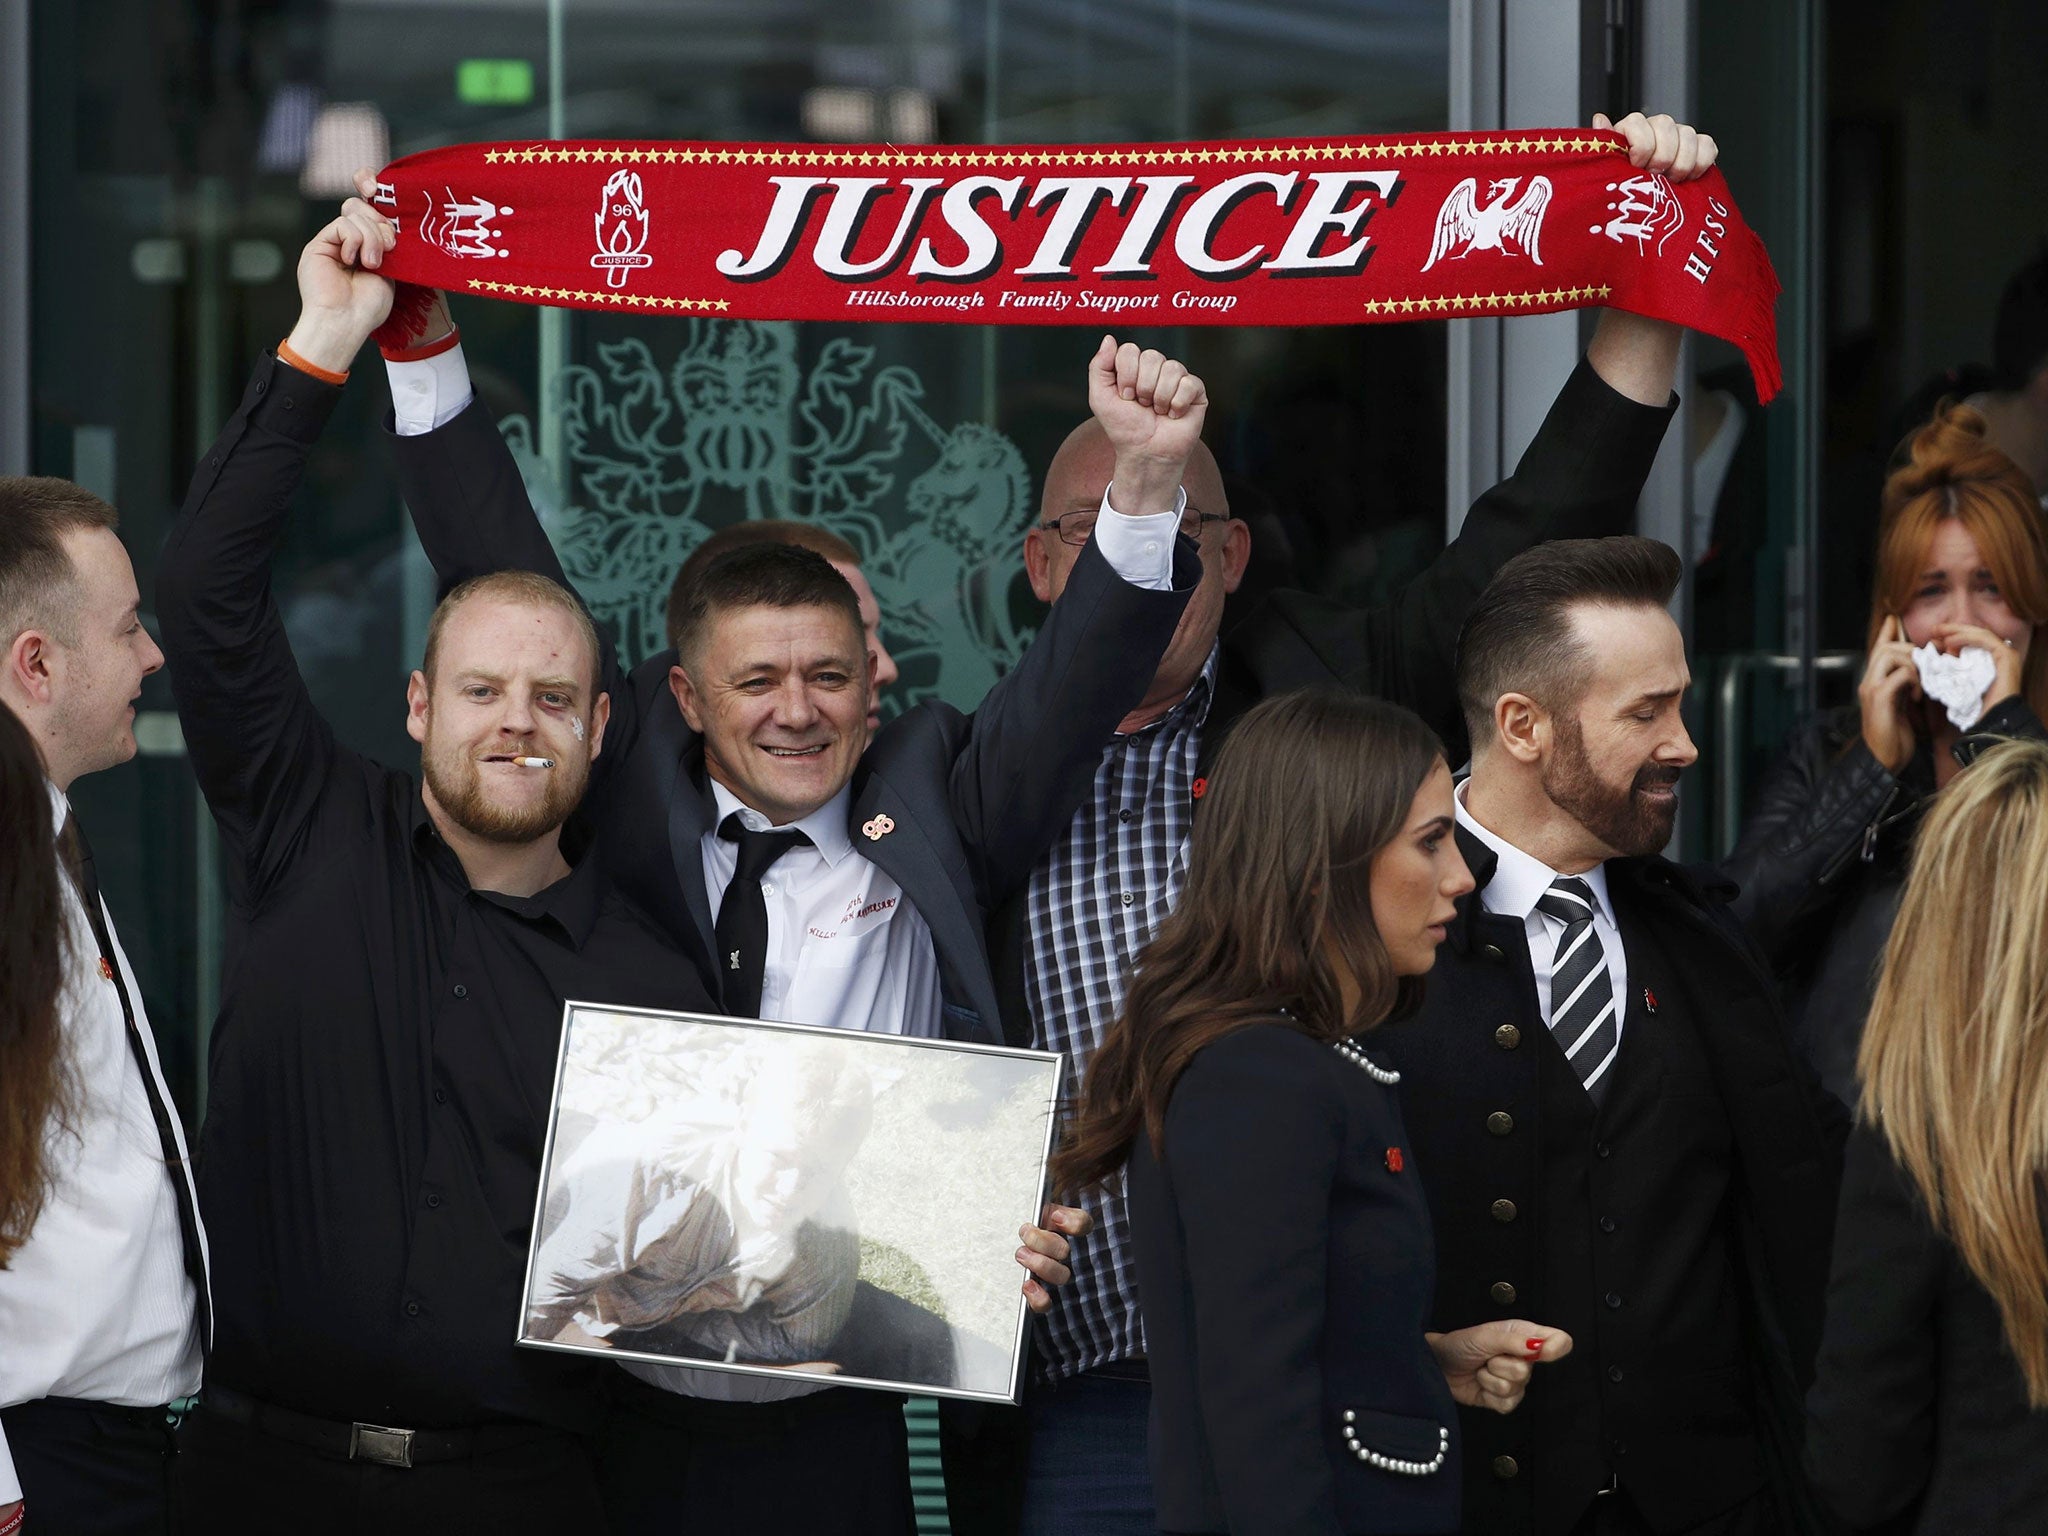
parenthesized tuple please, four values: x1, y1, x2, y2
(517, 1001, 1065, 1404)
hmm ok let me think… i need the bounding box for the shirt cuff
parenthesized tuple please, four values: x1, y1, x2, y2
(0, 1422, 20, 1505)
(1089, 485, 1183, 591)
(386, 343, 476, 437)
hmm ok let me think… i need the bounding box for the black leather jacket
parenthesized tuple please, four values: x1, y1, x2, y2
(1722, 694, 2046, 1106)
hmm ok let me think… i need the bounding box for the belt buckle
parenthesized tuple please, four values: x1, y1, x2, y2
(349, 1422, 416, 1468)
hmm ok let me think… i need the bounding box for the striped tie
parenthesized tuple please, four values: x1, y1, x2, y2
(1536, 876, 1619, 1096)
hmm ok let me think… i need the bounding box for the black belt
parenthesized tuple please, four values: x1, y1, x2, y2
(1, 1396, 189, 1433)
(200, 1385, 561, 1469)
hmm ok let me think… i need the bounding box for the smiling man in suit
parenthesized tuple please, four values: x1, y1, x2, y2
(311, 194, 1205, 1532)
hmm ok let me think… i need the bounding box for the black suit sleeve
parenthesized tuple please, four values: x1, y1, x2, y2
(156, 355, 350, 903)
(1805, 1123, 1943, 1533)
(949, 534, 1198, 907)
(386, 397, 644, 780)
(1163, 1028, 1348, 1536)
(1235, 360, 1675, 753)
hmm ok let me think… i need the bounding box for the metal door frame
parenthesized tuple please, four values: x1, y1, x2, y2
(2, 0, 29, 475)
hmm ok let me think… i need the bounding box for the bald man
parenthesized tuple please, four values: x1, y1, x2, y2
(972, 111, 1723, 1536)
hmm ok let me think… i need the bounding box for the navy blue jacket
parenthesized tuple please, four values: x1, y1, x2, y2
(1128, 1022, 1461, 1536)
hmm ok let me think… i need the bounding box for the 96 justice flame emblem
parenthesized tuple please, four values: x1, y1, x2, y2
(592, 168, 654, 288)
(372, 131, 1785, 402)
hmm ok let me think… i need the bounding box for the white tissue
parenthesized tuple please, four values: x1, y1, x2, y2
(1911, 642, 1998, 730)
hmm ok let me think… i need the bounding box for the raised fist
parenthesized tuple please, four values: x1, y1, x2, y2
(1087, 335, 1209, 520)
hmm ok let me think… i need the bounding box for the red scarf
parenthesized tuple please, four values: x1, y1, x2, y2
(374, 129, 1781, 401)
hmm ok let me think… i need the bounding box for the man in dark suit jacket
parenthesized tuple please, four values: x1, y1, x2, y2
(990, 114, 1723, 1536)
(1372, 536, 1847, 1536)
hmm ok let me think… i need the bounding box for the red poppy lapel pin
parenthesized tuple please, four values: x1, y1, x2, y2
(1384, 1146, 1405, 1174)
(1191, 777, 1208, 801)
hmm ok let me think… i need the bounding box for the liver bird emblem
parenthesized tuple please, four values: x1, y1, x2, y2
(1421, 176, 1554, 273)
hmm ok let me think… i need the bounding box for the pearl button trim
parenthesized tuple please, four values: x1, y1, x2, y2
(1332, 1036, 1401, 1085)
(1341, 1412, 1449, 1476)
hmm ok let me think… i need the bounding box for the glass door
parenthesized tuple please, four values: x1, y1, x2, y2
(25, 0, 1465, 1125)
(21, 2, 1484, 1527)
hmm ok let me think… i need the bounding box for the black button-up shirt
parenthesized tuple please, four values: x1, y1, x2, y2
(159, 354, 715, 1433)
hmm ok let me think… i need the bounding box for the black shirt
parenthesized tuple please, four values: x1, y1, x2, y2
(158, 353, 716, 1433)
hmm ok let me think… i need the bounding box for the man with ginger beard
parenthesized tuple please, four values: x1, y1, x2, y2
(1371, 537, 1844, 1536)
(155, 232, 715, 1532)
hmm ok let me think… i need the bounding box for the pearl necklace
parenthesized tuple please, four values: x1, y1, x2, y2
(1332, 1035, 1402, 1086)
(1276, 1007, 1401, 1086)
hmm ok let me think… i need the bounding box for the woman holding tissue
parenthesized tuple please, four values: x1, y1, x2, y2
(1726, 402, 2048, 1104)
(1052, 691, 1571, 1536)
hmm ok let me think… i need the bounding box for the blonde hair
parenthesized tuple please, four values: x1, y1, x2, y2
(1860, 738, 2048, 1403)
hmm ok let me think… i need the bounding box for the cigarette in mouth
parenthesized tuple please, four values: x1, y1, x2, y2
(512, 756, 555, 769)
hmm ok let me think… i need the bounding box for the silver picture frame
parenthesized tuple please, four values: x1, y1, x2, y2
(517, 1000, 1065, 1405)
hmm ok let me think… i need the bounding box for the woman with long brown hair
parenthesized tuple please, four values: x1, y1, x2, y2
(1806, 738, 2048, 1531)
(0, 700, 71, 1271)
(1053, 690, 1571, 1536)
(1726, 402, 2048, 1104)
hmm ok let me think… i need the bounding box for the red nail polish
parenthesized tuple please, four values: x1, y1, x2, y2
(1525, 1338, 1543, 1354)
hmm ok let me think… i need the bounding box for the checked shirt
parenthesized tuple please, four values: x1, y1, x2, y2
(1025, 646, 1218, 1383)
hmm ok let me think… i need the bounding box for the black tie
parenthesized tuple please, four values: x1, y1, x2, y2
(60, 813, 212, 1352)
(713, 813, 811, 1018)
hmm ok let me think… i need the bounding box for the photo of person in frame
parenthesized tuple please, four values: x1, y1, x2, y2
(522, 1007, 1056, 1400)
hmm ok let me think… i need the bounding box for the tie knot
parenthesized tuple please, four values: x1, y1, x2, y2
(1536, 876, 1597, 926)
(720, 813, 812, 882)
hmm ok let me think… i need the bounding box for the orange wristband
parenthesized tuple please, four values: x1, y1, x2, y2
(276, 338, 349, 386)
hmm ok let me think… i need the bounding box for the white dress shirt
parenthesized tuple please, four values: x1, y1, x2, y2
(388, 341, 1178, 1401)
(1456, 781, 1629, 1076)
(387, 339, 475, 435)
(0, 787, 204, 1502)
(703, 780, 945, 1042)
